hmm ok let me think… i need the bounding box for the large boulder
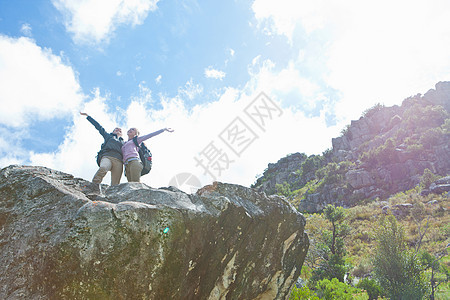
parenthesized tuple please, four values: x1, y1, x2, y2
(0, 165, 308, 300)
(345, 169, 374, 190)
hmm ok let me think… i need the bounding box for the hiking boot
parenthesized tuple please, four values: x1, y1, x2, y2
(89, 182, 103, 195)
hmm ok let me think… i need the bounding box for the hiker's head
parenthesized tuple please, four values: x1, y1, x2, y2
(112, 127, 122, 137)
(127, 128, 139, 139)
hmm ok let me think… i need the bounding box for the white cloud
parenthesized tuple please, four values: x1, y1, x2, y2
(27, 62, 339, 191)
(326, 0, 450, 119)
(52, 0, 160, 45)
(7, 0, 450, 193)
(155, 74, 162, 85)
(20, 23, 32, 36)
(0, 35, 84, 128)
(30, 90, 122, 183)
(177, 78, 203, 100)
(0, 127, 29, 167)
(225, 48, 235, 66)
(204, 66, 226, 80)
(252, 0, 450, 122)
(248, 59, 325, 110)
(251, 55, 261, 66)
(14, 41, 339, 191)
(252, 0, 329, 42)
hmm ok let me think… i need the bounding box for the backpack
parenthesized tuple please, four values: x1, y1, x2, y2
(133, 136, 153, 176)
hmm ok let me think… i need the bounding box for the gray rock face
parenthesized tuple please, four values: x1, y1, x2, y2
(345, 169, 374, 190)
(0, 165, 308, 300)
(424, 81, 450, 112)
(332, 105, 401, 153)
(254, 153, 307, 194)
(422, 176, 450, 195)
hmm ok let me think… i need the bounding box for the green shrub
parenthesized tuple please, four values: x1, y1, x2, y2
(420, 127, 444, 148)
(404, 104, 448, 130)
(352, 259, 371, 278)
(276, 182, 292, 198)
(315, 278, 369, 300)
(360, 138, 397, 166)
(442, 118, 450, 134)
(420, 168, 440, 190)
(406, 143, 424, 155)
(356, 278, 383, 300)
(362, 103, 385, 118)
(373, 215, 429, 299)
(314, 161, 353, 187)
(301, 155, 324, 181)
(289, 285, 320, 300)
(310, 205, 349, 284)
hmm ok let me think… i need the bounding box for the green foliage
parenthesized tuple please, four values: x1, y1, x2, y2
(394, 127, 408, 142)
(311, 205, 349, 284)
(357, 103, 448, 171)
(322, 148, 333, 161)
(324, 205, 345, 228)
(301, 155, 325, 180)
(420, 250, 449, 300)
(406, 143, 424, 155)
(315, 278, 369, 300)
(360, 138, 397, 166)
(421, 251, 440, 272)
(302, 188, 449, 298)
(340, 124, 350, 136)
(404, 104, 448, 130)
(373, 215, 429, 299)
(276, 182, 292, 198)
(419, 127, 444, 148)
(300, 190, 449, 298)
(315, 161, 353, 186)
(420, 168, 440, 190)
(442, 118, 450, 134)
(362, 103, 385, 118)
(303, 213, 330, 276)
(289, 285, 320, 300)
(324, 205, 349, 257)
(356, 278, 383, 300)
(352, 259, 371, 278)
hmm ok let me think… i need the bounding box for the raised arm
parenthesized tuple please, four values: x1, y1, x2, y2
(136, 128, 174, 143)
(80, 112, 109, 140)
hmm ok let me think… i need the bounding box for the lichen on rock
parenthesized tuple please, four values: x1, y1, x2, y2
(0, 165, 308, 299)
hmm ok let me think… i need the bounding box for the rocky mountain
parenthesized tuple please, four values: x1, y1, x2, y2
(253, 153, 308, 195)
(253, 82, 450, 213)
(0, 165, 308, 299)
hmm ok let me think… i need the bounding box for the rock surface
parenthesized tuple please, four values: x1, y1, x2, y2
(0, 165, 308, 300)
(253, 153, 307, 194)
(254, 81, 450, 213)
(421, 175, 450, 196)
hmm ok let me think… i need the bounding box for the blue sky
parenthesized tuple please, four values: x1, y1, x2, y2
(1, 0, 450, 191)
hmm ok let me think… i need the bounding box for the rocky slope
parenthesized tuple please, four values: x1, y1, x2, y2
(0, 165, 308, 300)
(253, 153, 308, 195)
(253, 82, 450, 213)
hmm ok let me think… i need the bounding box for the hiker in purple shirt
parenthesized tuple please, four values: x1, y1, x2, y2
(122, 127, 174, 182)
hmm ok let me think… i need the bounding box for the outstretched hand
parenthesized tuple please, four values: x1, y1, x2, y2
(80, 112, 88, 116)
(165, 128, 174, 133)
